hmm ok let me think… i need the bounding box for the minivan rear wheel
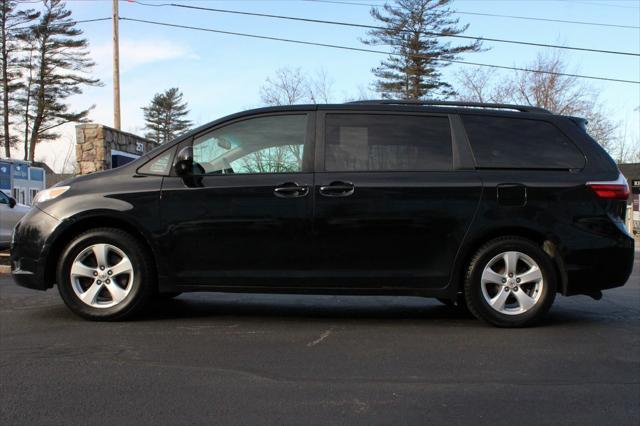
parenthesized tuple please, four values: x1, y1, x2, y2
(464, 237, 556, 327)
(57, 228, 153, 321)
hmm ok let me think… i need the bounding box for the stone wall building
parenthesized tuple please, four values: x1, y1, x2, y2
(75, 124, 155, 175)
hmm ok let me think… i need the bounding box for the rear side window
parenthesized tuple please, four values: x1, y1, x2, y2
(462, 115, 585, 169)
(325, 114, 452, 171)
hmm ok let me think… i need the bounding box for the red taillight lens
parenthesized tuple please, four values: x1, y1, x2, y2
(588, 184, 629, 200)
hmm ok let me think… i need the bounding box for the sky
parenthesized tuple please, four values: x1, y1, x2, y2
(12, 0, 640, 172)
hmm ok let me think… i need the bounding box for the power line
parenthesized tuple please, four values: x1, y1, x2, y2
(568, 1, 640, 9)
(16, 0, 640, 29)
(125, 0, 169, 6)
(70, 17, 112, 24)
(118, 17, 640, 84)
(455, 10, 639, 30)
(144, 2, 640, 57)
(302, 0, 640, 29)
(12, 17, 111, 31)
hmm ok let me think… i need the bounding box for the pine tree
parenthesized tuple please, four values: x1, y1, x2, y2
(142, 88, 192, 144)
(16, 28, 38, 161)
(363, 0, 482, 100)
(20, 0, 101, 162)
(0, 0, 39, 158)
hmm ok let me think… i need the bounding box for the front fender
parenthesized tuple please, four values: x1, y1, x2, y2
(27, 176, 164, 289)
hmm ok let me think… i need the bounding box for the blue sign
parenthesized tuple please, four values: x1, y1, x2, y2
(29, 167, 44, 182)
(0, 161, 10, 190)
(13, 163, 28, 180)
(112, 154, 137, 168)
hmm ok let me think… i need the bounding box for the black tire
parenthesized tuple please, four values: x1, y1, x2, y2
(464, 236, 556, 328)
(56, 228, 154, 321)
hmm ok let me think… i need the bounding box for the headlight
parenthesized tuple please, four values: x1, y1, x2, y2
(33, 186, 70, 204)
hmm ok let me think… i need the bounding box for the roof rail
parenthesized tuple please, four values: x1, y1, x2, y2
(345, 99, 552, 114)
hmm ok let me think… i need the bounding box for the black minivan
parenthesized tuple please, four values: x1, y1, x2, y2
(11, 100, 634, 327)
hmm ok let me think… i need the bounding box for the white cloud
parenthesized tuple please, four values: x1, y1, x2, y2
(92, 38, 198, 78)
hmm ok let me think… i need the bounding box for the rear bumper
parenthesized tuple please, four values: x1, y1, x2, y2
(563, 230, 635, 296)
(10, 207, 61, 291)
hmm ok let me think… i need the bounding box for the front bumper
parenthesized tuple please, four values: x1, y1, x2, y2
(12, 269, 46, 291)
(11, 206, 61, 291)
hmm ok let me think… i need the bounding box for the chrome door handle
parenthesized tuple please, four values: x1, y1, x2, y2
(319, 181, 355, 197)
(274, 183, 309, 198)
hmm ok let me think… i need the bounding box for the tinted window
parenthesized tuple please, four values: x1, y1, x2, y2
(462, 115, 585, 169)
(325, 114, 452, 171)
(193, 115, 307, 174)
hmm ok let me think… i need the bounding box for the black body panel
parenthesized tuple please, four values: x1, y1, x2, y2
(159, 173, 314, 286)
(10, 103, 634, 300)
(312, 171, 481, 288)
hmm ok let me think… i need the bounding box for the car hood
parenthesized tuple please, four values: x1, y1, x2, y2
(52, 163, 135, 188)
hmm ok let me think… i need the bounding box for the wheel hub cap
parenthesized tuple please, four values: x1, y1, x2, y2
(69, 243, 134, 309)
(480, 250, 544, 315)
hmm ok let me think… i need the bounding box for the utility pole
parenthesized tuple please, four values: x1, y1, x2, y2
(112, 0, 121, 130)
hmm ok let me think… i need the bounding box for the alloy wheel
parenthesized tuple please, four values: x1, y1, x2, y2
(69, 243, 134, 308)
(480, 251, 544, 315)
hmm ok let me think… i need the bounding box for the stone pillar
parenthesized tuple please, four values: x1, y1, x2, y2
(75, 124, 109, 174)
(75, 124, 154, 175)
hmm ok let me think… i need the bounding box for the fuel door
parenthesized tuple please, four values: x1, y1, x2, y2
(497, 183, 527, 207)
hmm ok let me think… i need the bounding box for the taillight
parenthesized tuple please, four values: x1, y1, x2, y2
(587, 173, 630, 200)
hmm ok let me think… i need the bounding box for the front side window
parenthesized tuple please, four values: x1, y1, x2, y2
(324, 114, 452, 172)
(192, 115, 308, 175)
(0, 191, 8, 204)
(138, 148, 175, 176)
(462, 115, 585, 169)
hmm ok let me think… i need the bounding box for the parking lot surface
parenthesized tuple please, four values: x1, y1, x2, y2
(1, 251, 639, 426)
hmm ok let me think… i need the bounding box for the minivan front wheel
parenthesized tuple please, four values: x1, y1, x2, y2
(464, 237, 556, 327)
(57, 228, 153, 320)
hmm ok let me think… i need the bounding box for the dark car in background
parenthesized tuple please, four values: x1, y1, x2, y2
(10, 100, 634, 327)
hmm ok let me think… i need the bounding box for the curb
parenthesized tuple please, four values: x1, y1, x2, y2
(0, 250, 10, 274)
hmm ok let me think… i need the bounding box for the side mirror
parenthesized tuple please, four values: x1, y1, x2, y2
(174, 146, 194, 176)
(8, 197, 16, 208)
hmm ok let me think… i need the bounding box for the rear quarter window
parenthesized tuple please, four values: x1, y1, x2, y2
(462, 115, 585, 169)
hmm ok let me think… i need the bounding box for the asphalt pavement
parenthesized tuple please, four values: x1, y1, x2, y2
(1, 251, 639, 426)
